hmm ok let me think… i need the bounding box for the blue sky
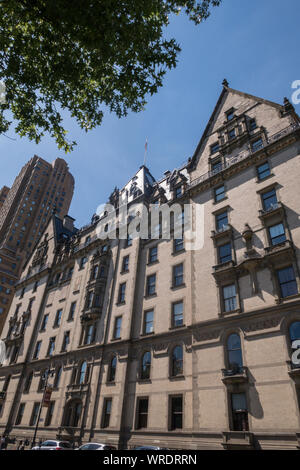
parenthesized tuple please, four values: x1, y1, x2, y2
(0, 0, 299, 227)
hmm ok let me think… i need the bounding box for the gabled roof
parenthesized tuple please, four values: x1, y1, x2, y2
(189, 82, 284, 170)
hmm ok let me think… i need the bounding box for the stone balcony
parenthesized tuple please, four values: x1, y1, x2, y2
(221, 366, 249, 385)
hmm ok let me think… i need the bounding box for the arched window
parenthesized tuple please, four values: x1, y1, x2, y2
(108, 356, 117, 382)
(171, 345, 183, 377)
(227, 334, 243, 371)
(141, 351, 151, 380)
(78, 361, 87, 384)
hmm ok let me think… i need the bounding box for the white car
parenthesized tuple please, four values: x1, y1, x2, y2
(77, 442, 117, 450)
(32, 440, 73, 450)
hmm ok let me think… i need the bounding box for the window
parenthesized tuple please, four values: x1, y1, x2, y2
(45, 401, 55, 426)
(144, 310, 154, 335)
(170, 396, 183, 430)
(62, 331, 70, 351)
(226, 110, 234, 121)
(91, 265, 99, 280)
(102, 398, 112, 428)
(216, 211, 228, 231)
(126, 234, 132, 247)
(24, 372, 33, 393)
(210, 142, 220, 155)
(172, 301, 183, 327)
(252, 137, 263, 152)
(86, 291, 93, 309)
(149, 246, 158, 263)
(10, 345, 19, 364)
(47, 337, 56, 357)
(33, 341, 42, 359)
(228, 128, 236, 140)
(141, 351, 151, 380)
(262, 188, 277, 211)
(231, 393, 249, 431)
(173, 264, 184, 287)
(122, 255, 129, 273)
(108, 356, 117, 382)
(223, 284, 237, 312)
(174, 238, 184, 253)
(174, 186, 182, 198)
(118, 283, 126, 303)
(268, 223, 286, 246)
(54, 309, 62, 327)
(249, 118, 257, 130)
(3, 375, 11, 392)
(214, 185, 226, 202)
(218, 243, 232, 264)
(32, 280, 38, 292)
(79, 257, 88, 269)
(40, 314, 49, 331)
(15, 403, 25, 425)
(227, 334, 243, 371)
(30, 403, 40, 427)
(54, 366, 62, 388)
(171, 346, 183, 377)
(68, 302, 76, 321)
(114, 317, 122, 339)
(85, 324, 95, 345)
(257, 162, 270, 180)
(79, 362, 88, 384)
(277, 266, 298, 298)
(146, 274, 156, 296)
(212, 160, 222, 174)
(137, 398, 148, 429)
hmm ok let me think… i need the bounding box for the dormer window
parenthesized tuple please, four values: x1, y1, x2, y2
(249, 118, 257, 131)
(174, 186, 182, 199)
(226, 109, 235, 121)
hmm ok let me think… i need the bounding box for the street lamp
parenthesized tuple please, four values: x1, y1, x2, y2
(31, 367, 55, 448)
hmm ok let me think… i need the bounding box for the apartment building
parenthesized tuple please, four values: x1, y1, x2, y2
(0, 156, 74, 334)
(0, 82, 300, 450)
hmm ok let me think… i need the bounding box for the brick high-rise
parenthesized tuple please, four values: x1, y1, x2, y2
(0, 156, 74, 334)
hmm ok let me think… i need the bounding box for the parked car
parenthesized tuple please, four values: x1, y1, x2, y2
(133, 446, 168, 450)
(32, 440, 73, 450)
(77, 442, 117, 450)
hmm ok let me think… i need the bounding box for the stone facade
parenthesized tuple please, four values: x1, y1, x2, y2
(0, 83, 300, 450)
(0, 156, 74, 334)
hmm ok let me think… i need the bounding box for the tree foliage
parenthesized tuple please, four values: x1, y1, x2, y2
(0, 0, 221, 152)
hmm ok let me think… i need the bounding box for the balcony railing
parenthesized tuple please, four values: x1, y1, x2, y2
(221, 366, 248, 384)
(189, 123, 300, 190)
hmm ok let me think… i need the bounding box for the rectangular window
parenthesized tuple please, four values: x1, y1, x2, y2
(262, 188, 277, 211)
(137, 398, 148, 429)
(231, 393, 249, 431)
(210, 142, 220, 155)
(170, 396, 183, 430)
(216, 211, 228, 231)
(91, 265, 99, 280)
(223, 284, 237, 312)
(86, 291, 93, 309)
(126, 234, 132, 247)
(214, 185, 226, 202)
(218, 243, 232, 264)
(226, 110, 234, 121)
(269, 223, 286, 246)
(102, 398, 112, 428)
(174, 238, 184, 253)
(175, 187, 182, 198)
(149, 246, 158, 263)
(172, 301, 183, 327)
(30, 403, 40, 427)
(252, 137, 263, 152)
(33, 341, 42, 359)
(79, 257, 88, 269)
(228, 128, 236, 140)
(122, 255, 129, 273)
(54, 309, 62, 327)
(249, 118, 257, 130)
(277, 266, 298, 298)
(146, 274, 156, 296)
(68, 301, 76, 321)
(144, 310, 154, 335)
(47, 337, 56, 357)
(85, 324, 95, 345)
(61, 331, 70, 352)
(118, 283, 126, 303)
(15, 403, 25, 425)
(45, 401, 55, 427)
(212, 160, 222, 174)
(40, 314, 49, 331)
(173, 264, 184, 287)
(114, 317, 122, 339)
(257, 162, 270, 180)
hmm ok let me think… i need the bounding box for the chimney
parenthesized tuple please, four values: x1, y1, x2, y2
(63, 215, 75, 231)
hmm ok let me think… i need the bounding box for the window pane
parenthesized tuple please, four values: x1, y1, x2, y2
(257, 162, 270, 180)
(290, 322, 300, 342)
(219, 243, 232, 263)
(269, 223, 286, 245)
(262, 189, 277, 210)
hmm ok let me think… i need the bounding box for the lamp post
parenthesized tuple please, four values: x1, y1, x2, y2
(31, 367, 54, 448)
